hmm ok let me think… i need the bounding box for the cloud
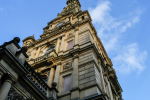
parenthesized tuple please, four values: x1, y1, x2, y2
(89, 0, 147, 74)
(113, 43, 147, 74)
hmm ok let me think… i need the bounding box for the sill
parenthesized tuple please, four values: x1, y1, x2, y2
(58, 91, 71, 98)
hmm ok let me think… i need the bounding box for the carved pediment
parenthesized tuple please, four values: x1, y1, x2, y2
(63, 62, 72, 70)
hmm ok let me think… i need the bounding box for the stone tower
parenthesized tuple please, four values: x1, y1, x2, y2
(22, 0, 123, 100)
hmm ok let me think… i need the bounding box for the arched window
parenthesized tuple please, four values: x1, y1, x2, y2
(43, 45, 55, 55)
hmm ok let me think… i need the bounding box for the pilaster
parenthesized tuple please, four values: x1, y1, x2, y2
(59, 36, 65, 56)
(71, 54, 80, 100)
(35, 46, 41, 58)
(47, 68, 55, 87)
(74, 28, 79, 49)
(56, 38, 61, 53)
(53, 62, 61, 89)
(30, 48, 37, 59)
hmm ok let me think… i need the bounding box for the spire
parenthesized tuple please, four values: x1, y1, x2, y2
(58, 0, 81, 16)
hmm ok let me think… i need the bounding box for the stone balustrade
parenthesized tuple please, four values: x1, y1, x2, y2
(34, 50, 57, 63)
(24, 62, 58, 99)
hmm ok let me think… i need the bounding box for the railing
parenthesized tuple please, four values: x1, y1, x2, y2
(34, 50, 57, 63)
(25, 63, 48, 95)
(24, 62, 58, 100)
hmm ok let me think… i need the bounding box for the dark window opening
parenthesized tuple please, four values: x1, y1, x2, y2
(82, 16, 85, 20)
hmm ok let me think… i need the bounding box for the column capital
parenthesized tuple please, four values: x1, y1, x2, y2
(74, 28, 79, 32)
(56, 62, 61, 66)
(73, 54, 79, 59)
(4, 76, 14, 84)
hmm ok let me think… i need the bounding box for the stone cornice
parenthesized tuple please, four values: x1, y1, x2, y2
(27, 18, 92, 49)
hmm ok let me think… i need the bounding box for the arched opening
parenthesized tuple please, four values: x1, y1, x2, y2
(82, 16, 85, 20)
(43, 44, 55, 55)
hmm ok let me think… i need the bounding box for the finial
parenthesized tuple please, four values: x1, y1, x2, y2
(13, 37, 20, 43)
(21, 46, 28, 53)
(52, 82, 57, 88)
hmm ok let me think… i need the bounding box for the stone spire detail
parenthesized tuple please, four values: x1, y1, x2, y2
(58, 0, 81, 16)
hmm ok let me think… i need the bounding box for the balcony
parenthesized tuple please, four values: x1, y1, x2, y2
(28, 50, 58, 67)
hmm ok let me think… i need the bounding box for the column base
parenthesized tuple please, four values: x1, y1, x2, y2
(73, 44, 79, 49)
(71, 90, 80, 100)
(58, 51, 63, 56)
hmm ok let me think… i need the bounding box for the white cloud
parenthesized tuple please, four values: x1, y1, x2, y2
(89, 0, 147, 74)
(113, 43, 147, 74)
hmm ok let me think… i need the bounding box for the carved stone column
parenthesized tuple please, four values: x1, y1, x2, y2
(0, 71, 3, 79)
(30, 48, 37, 59)
(47, 68, 55, 87)
(35, 47, 41, 58)
(74, 28, 79, 49)
(71, 54, 80, 100)
(0, 77, 13, 100)
(59, 36, 65, 55)
(56, 38, 61, 53)
(53, 62, 61, 89)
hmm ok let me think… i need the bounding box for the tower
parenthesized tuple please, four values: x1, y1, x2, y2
(22, 0, 123, 100)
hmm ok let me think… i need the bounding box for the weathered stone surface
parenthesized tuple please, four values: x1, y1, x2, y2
(79, 75, 84, 80)
(79, 78, 90, 85)
(79, 69, 89, 76)
(59, 95, 70, 100)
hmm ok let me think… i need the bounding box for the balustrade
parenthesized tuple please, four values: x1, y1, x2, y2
(24, 62, 58, 98)
(34, 50, 57, 63)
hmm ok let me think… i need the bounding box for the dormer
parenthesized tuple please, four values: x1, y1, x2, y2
(22, 35, 36, 47)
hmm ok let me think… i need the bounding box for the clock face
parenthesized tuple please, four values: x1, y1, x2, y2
(55, 22, 64, 28)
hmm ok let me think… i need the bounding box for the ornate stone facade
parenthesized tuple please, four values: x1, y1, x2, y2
(0, 0, 123, 100)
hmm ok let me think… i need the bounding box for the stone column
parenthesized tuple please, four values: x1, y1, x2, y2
(98, 59, 107, 93)
(0, 77, 13, 100)
(30, 48, 37, 59)
(71, 54, 80, 100)
(47, 68, 55, 87)
(56, 38, 61, 53)
(53, 62, 61, 89)
(107, 79, 113, 100)
(35, 47, 41, 58)
(59, 36, 65, 55)
(74, 28, 79, 49)
(0, 71, 3, 79)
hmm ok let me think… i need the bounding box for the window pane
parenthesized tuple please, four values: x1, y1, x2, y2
(67, 41, 73, 50)
(63, 76, 71, 93)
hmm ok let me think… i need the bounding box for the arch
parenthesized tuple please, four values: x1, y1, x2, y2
(42, 44, 55, 55)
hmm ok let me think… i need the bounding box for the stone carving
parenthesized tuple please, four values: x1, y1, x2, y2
(6, 88, 25, 100)
(67, 33, 74, 38)
(63, 62, 72, 70)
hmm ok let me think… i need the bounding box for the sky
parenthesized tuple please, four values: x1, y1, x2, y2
(0, 0, 149, 100)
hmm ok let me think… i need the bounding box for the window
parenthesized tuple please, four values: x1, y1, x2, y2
(82, 16, 85, 20)
(67, 40, 73, 50)
(43, 45, 55, 55)
(63, 76, 71, 93)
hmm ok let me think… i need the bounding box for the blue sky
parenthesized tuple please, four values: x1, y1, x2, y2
(0, 0, 149, 99)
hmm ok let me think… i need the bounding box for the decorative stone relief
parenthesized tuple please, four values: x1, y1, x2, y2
(63, 62, 72, 70)
(67, 33, 74, 38)
(6, 88, 26, 100)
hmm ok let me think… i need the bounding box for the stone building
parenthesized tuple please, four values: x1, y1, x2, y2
(0, 38, 58, 100)
(0, 0, 123, 100)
